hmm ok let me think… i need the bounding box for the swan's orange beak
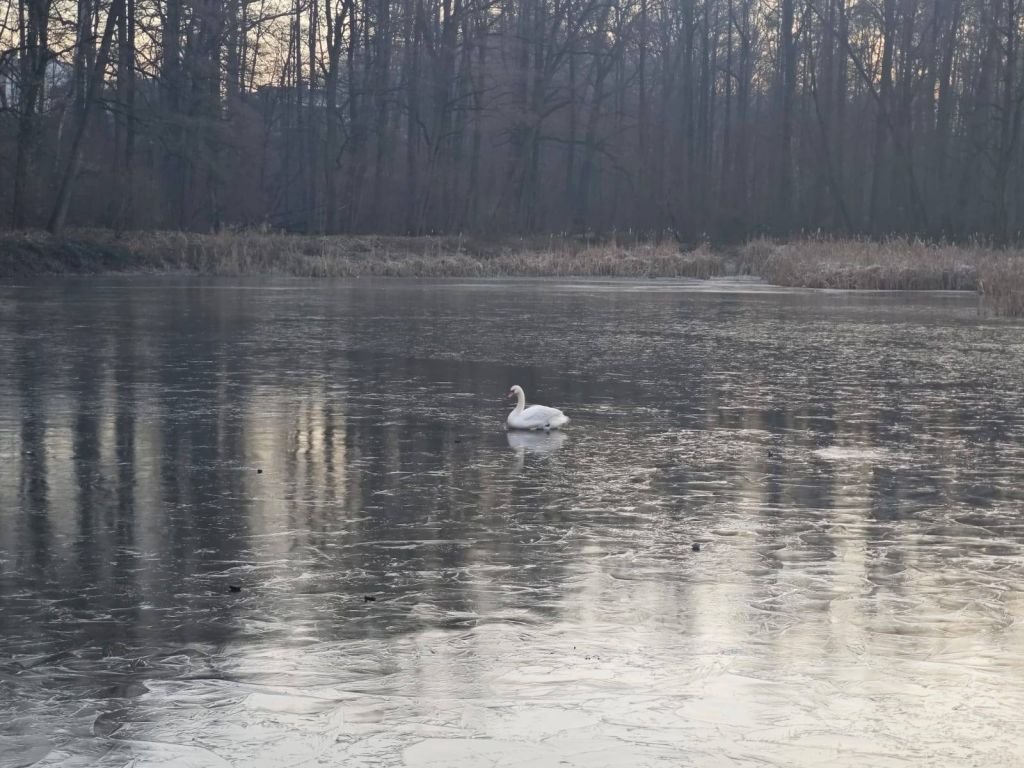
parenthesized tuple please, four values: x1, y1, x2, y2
(507, 390, 514, 399)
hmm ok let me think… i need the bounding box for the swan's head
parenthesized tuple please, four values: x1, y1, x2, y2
(508, 385, 523, 400)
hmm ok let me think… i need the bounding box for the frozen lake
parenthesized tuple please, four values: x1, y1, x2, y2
(1, 278, 1023, 766)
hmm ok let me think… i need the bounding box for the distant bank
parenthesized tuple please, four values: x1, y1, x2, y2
(1, 230, 1021, 316)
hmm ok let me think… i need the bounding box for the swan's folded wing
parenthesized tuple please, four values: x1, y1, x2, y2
(518, 405, 567, 428)
(548, 411, 569, 427)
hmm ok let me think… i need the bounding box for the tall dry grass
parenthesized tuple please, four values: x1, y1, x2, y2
(978, 257, 1024, 317)
(2, 229, 1023, 317)
(739, 236, 1024, 316)
(740, 237, 981, 290)
(2, 230, 729, 279)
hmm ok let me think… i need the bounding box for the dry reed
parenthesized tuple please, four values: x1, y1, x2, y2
(741, 236, 981, 290)
(740, 236, 1024, 316)
(2, 230, 1023, 317)
(978, 256, 1024, 318)
(1, 230, 728, 279)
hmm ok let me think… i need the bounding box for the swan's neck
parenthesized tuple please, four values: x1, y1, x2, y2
(513, 390, 526, 412)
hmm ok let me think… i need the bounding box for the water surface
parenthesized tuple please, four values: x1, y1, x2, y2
(1, 278, 1023, 767)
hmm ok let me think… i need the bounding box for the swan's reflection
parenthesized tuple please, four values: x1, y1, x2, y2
(507, 430, 568, 470)
(507, 429, 568, 454)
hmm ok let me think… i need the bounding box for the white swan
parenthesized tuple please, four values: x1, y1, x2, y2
(506, 385, 569, 431)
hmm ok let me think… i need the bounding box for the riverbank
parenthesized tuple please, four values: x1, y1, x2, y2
(744, 238, 1024, 317)
(2, 230, 1022, 316)
(0, 230, 728, 279)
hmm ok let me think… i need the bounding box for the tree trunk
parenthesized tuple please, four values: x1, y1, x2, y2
(933, 0, 962, 235)
(994, 0, 1022, 241)
(779, 0, 796, 232)
(406, 0, 422, 232)
(869, 0, 895, 233)
(12, 0, 52, 229)
(49, 0, 124, 234)
(162, 0, 185, 227)
(113, 0, 136, 231)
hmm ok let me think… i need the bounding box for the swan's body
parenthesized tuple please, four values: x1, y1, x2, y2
(506, 385, 569, 431)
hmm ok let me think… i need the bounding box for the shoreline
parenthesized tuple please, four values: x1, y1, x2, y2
(1, 230, 1022, 316)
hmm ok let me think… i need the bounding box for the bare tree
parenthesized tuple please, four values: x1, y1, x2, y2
(2, 0, 1024, 241)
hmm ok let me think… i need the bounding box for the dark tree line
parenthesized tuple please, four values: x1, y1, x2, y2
(1, 0, 1023, 240)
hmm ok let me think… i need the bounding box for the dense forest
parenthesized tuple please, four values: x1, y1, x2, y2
(1, 0, 1022, 240)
